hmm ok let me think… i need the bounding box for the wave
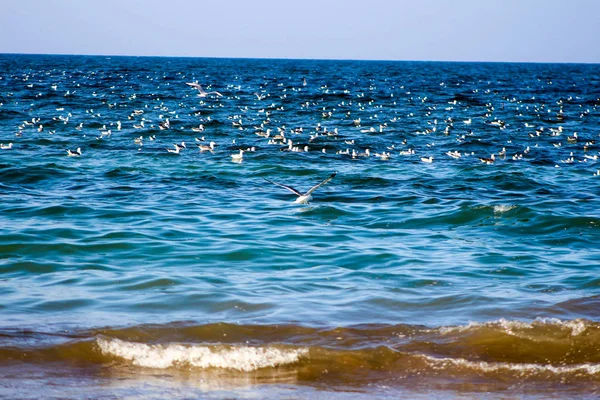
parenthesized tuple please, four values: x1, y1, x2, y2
(2, 318, 600, 386)
(437, 316, 588, 336)
(97, 337, 308, 371)
(420, 354, 600, 376)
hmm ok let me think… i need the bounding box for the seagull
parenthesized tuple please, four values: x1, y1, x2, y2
(158, 118, 170, 130)
(66, 147, 82, 157)
(479, 154, 495, 164)
(263, 172, 337, 204)
(197, 141, 216, 152)
(231, 149, 244, 162)
(186, 82, 223, 97)
(1, 143, 13, 150)
(191, 124, 205, 133)
(167, 142, 186, 154)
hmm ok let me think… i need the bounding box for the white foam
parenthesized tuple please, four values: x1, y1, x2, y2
(493, 204, 516, 213)
(438, 317, 591, 336)
(421, 354, 600, 376)
(97, 337, 308, 371)
(438, 318, 529, 335)
(535, 317, 588, 336)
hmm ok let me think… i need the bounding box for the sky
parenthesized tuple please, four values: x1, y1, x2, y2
(1, 0, 599, 63)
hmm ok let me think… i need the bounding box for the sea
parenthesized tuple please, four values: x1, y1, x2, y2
(0, 54, 599, 399)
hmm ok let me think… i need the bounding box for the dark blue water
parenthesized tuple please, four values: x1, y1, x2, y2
(1, 54, 600, 398)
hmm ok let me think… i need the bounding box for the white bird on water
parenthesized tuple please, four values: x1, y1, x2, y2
(186, 82, 223, 97)
(167, 142, 186, 154)
(197, 141, 216, 152)
(192, 124, 205, 133)
(159, 118, 170, 130)
(263, 172, 337, 204)
(66, 147, 82, 157)
(231, 149, 244, 162)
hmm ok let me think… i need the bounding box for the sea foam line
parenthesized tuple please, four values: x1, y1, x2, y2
(97, 337, 308, 371)
(437, 317, 590, 336)
(421, 354, 600, 376)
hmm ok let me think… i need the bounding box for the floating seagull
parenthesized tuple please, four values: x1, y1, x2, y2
(479, 154, 495, 164)
(197, 141, 216, 152)
(159, 118, 170, 130)
(191, 124, 205, 133)
(167, 142, 186, 154)
(231, 149, 244, 162)
(1, 143, 13, 150)
(66, 147, 82, 157)
(263, 172, 337, 204)
(186, 82, 223, 97)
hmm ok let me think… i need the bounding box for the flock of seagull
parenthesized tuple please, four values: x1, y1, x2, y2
(2, 70, 600, 202)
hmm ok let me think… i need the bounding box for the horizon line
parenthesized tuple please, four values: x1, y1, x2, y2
(1, 51, 599, 66)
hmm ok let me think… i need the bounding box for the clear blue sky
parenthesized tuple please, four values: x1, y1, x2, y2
(1, 0, 599, 63)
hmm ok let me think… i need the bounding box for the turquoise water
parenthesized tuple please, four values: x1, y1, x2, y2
(1, 54, 600, 398)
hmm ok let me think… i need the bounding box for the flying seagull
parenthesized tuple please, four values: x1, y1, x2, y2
(186, 82, 223, 97)
(263, 172, 337, 204)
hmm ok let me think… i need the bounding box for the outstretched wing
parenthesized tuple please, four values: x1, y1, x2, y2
(186, 82, 202, 90)
(209, 91, 224, 97)
(263, 177, 302, 197)
(305, 172, 337, 196)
